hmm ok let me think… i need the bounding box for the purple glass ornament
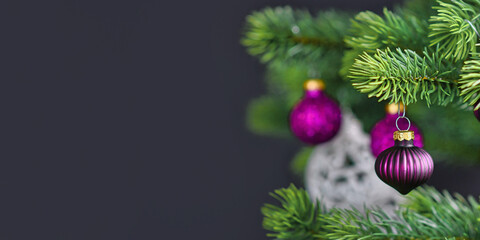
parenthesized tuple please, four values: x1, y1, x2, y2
(370, 113, 423, 157)
(375, 131, 433, 195)
(474, 108, 480, 121)
(289, 86, 342, 145)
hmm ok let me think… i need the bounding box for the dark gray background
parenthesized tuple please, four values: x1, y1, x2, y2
(0, 0, 479, 239)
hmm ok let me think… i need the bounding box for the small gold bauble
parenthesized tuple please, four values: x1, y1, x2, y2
(385, 102, 404, 115)
(393, 131, 415, 141)
(303, 79, 325, 91)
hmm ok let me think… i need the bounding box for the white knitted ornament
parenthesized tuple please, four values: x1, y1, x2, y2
(305, 110, 404, 212)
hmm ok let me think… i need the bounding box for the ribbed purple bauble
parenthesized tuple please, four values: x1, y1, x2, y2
(370, 104, 423, 157)
(375, 131, 433, 195)
(289, 79, 342, 145)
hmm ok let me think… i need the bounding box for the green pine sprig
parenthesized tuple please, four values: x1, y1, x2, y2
(429, 0, 480, 62)
(460, 49, 480, 110)
(341, 5, 431, 77)
(262, 184, 323, 240)
(241, 7, 350, 64)
(262, 184, 480, 240)
(345, 8, 427, 54)
(349, 47, 460, 106)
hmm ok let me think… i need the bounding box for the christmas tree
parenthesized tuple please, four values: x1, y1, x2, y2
(242, 0, 480, 238)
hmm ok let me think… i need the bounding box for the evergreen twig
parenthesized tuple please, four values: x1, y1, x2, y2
(345, 8, 427, 54)
(349, 47, 460, 106)
(341, 5, 430, 77)
(263, 185, 480, 240)
(429, 0, 480, 61)
(460, 50, 480, 110)
(262, 184, 323, 240)
(241, 7, 350, 63)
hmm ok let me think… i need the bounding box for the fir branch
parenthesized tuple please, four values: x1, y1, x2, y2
(460, 50, 480, 110)
(429, 0, 480, 62)
(345, 8, 428, 54)
(405, 187, 480, 238)
(263, 185, 480, 240)
(242, 7, 350, 63)
(262, 184, 323, 240)
(341, 6, 430, 78)
(348, 47, 460, 106)
(340, 49, 365, 79)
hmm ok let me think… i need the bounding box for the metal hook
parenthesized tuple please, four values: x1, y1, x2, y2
(395, 116, 411, 131)
(397, 103, 406, 117)
(395, 103, 410, 131)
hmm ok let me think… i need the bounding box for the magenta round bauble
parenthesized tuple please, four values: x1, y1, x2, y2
(375, 131, 433, 195)
(289, 80, 342, 145)
(370, 113, 423, 157)
(474, 108, 480, 121)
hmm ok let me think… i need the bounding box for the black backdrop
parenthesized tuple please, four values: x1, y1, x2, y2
(1, 0, 479, 239)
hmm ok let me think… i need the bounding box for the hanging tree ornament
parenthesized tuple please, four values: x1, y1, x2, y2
(370, 103, 423, 157)
(289, 79, 342, 145)
(374, 106, 434, 195)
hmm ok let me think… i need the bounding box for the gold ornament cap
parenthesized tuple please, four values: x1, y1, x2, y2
(393, 130, 415, 141)
(303, 79, 325, 91)
(385, 103, 404, 115)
